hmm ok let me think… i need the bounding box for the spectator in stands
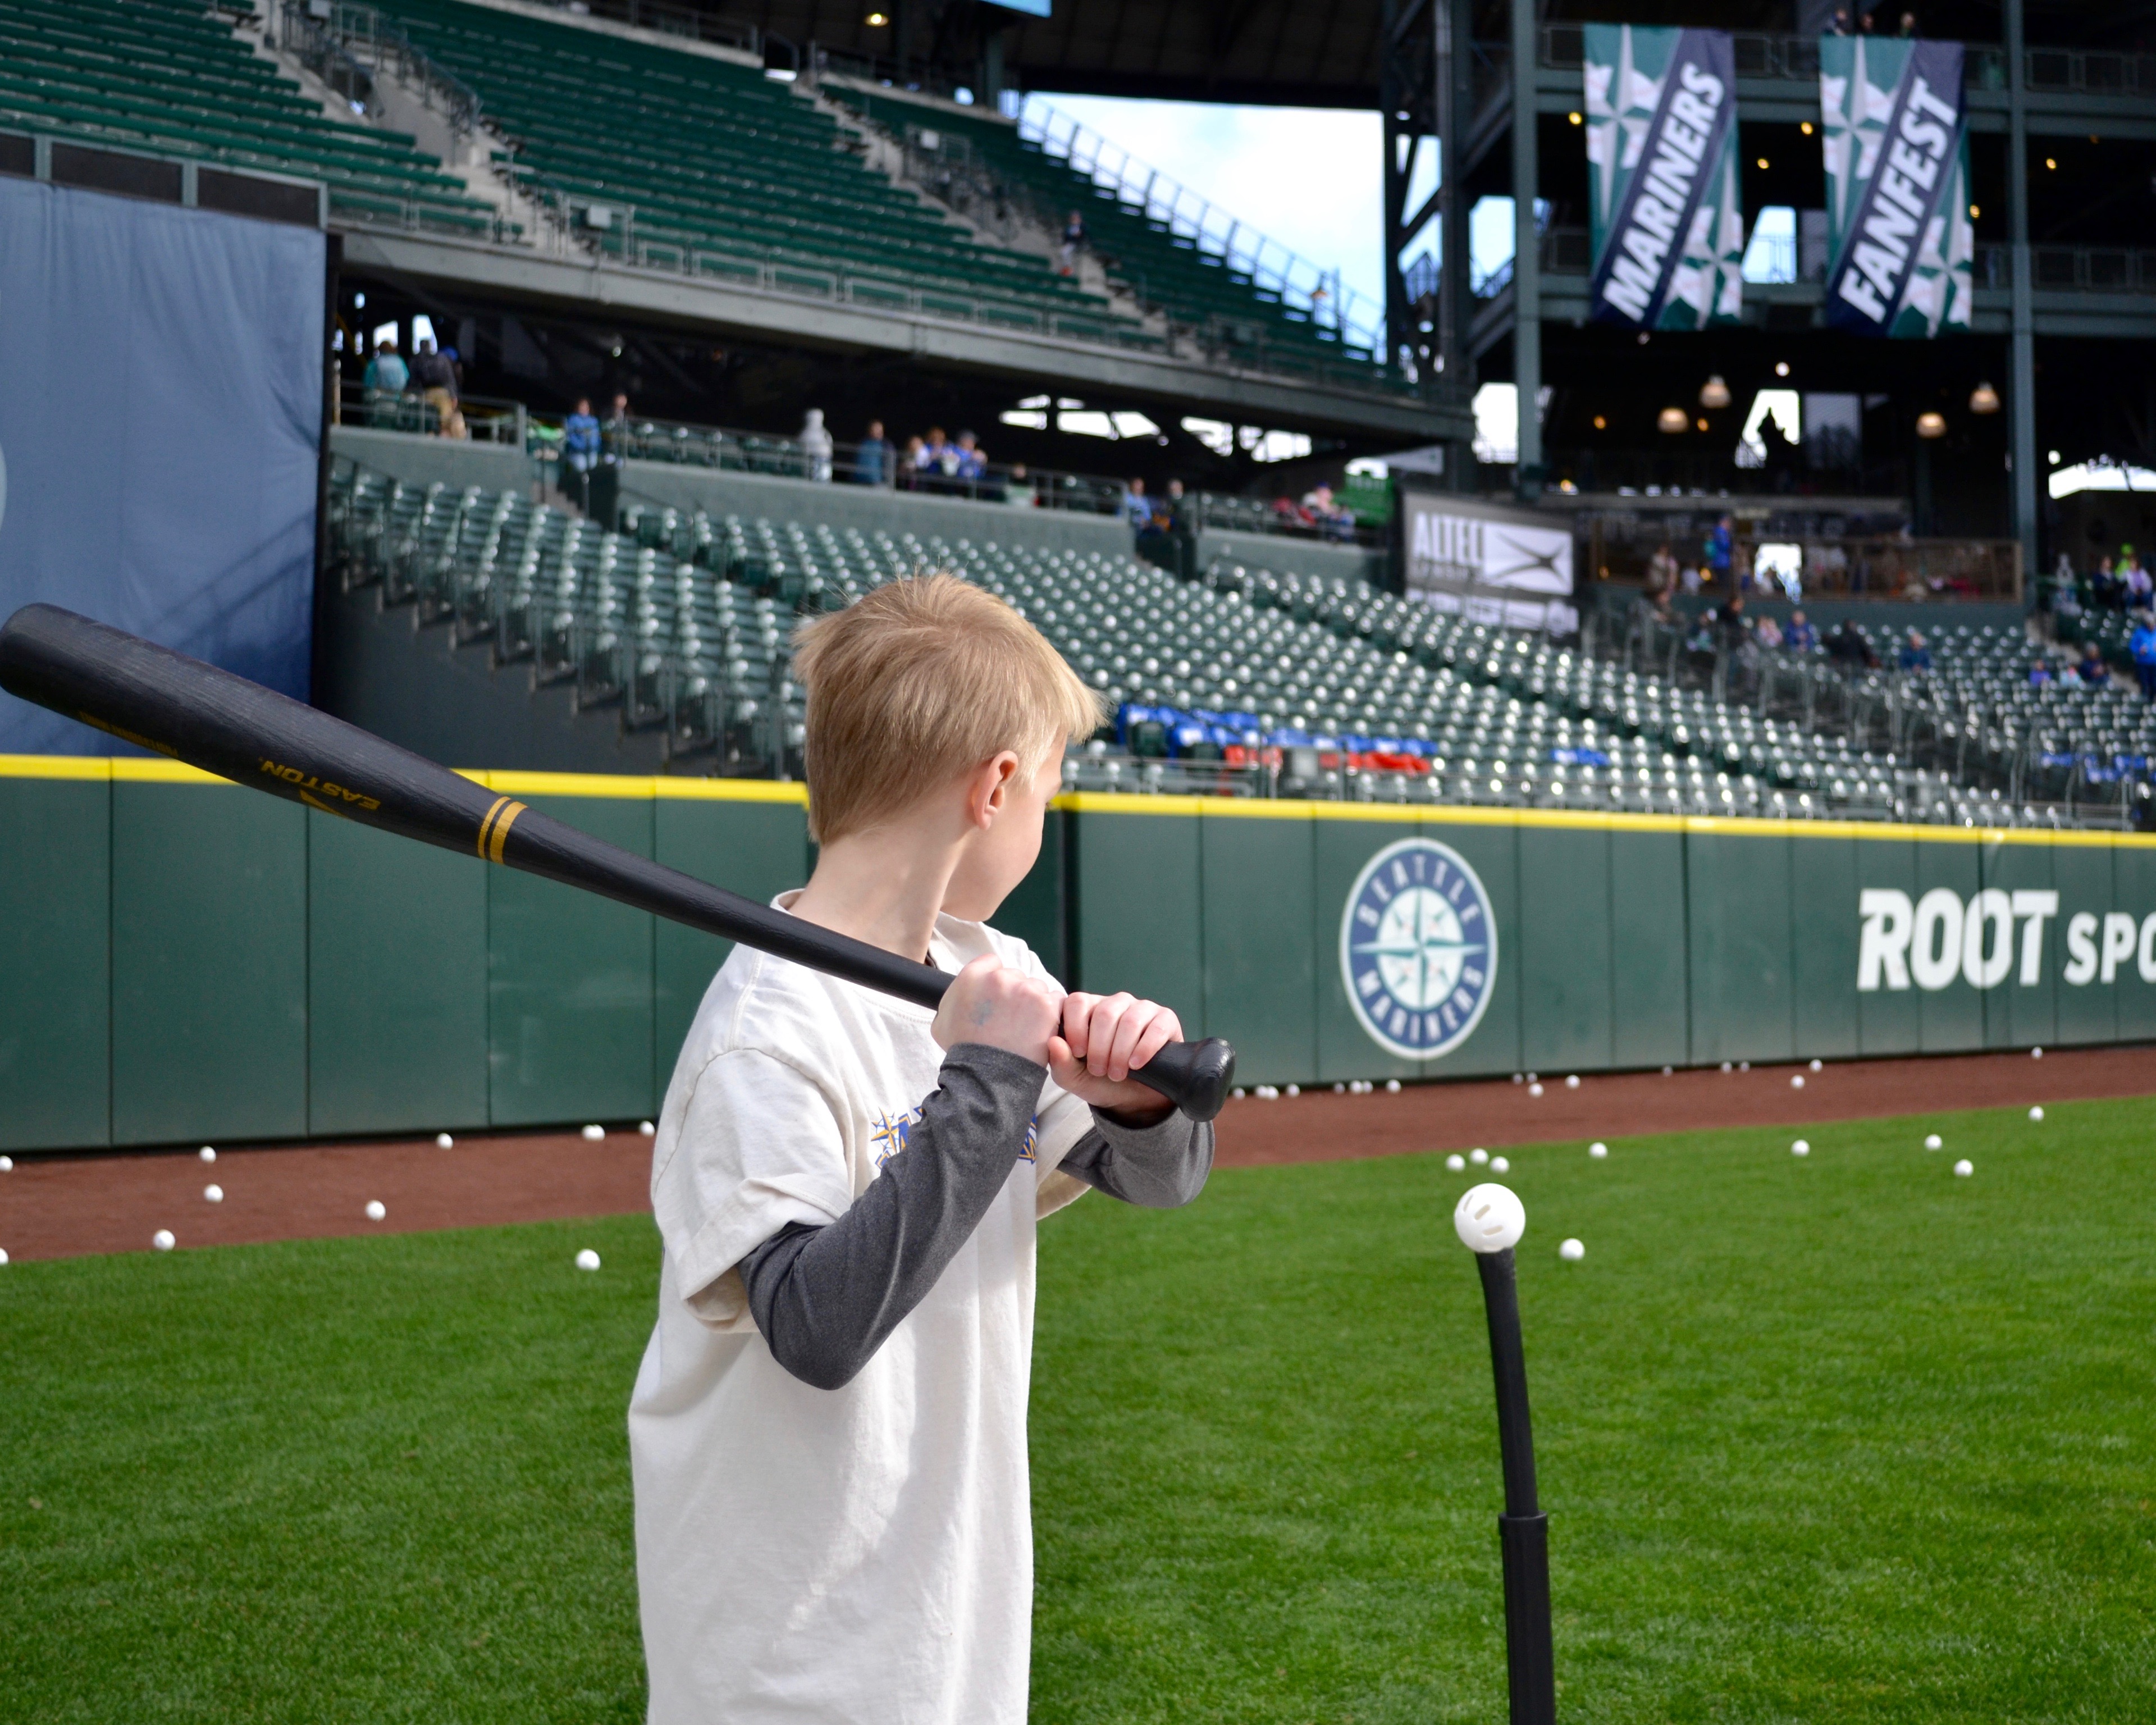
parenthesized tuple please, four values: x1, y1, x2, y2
(1897, 10, 1917, 35)
(563, 396, 601, 509)
(855, 419, 893, 486)
(1059, 211, 1086, 277)
(800, 408, 834, 483)
(1785, 608, 1818, 652)
(1645, 540, 1679, 599)
(1166, 478, 1199, 579)
(2090, 554, 2119, 609)
(2029, 657, 2054, 687)
(2131, 611, 2156, 700)
(603, 394, 633, 465)
(952, 431, 988, 487)
(412, 338, 466, 439)
(2122, 546, 2152, 609)
(2075, 641, 2111, 687)
(1121, 476, 1151, 535)
(1827, 7, 1852, 32)
(1301, 484, 1355, 543)
(1825, 618, 1878, 668)
(897, 436, 926, 492)
(1898, 628, 1932, 672)
(1755, 614, 1784, 649)
(917, 428, 954, 493)
(361, 335, 408, 426)
(1705, 514, 1735, 597)
(1003, 463, 1038, 508)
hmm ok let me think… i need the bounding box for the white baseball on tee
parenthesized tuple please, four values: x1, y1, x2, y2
(629, 895, 1096, 1725)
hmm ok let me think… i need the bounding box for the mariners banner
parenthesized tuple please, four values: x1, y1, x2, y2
(1583, 24, 1744, 330)
(1820, 37, 1974, 337)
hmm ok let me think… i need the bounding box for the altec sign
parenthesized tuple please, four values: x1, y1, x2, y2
(1857, 889, 2156, 992)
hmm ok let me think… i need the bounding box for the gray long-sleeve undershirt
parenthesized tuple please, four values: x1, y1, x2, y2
(739, 1043, 1212, 1390)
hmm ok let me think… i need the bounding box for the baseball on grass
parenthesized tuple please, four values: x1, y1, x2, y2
(1285, 1084, 1300, 1098)
(1564, 1074, 1579, 1089)
(1469, 1148, 1488, 1165)
(1792, 1139, 1810, 1156)
(1559, 1238, 1586, 1262)
(1385, 1079, 1401, 1094)
(582, 1124, 605, 1141)
(2031, 1046, 2043, 1058)
(1528, 1082, 1544, 1097)
(365, 1200, 386, 1221)
(575, 1248, 602, 1272)
(1953, 1158, 1974, 1177)
(2029, 1105, 2045, 1121)
(153, 1230, 175, 1251)
(1446, 1154, 1467, 1171)
(203, 1184, 222, 1203)
(1810, 1058, 1823, 1071)
(199, 1146, 217, 1164)
(1490, 1156, 1510, 1173)
(0, 1249, 8, 1266)
(436, 1133, 455, 1149)
(1924, 1133, 1943, 1149)
(1589, 1142, 1608, 1158)
(1453, 1183, 1525, 1254)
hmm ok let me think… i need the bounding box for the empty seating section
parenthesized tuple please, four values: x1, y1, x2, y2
(0, 0, 493, 230)
(364, 0, 1117, 331)
(328, 458, 2045, 823)
(829, 89, 1384, 379)
(1827, 619, 2155, 818)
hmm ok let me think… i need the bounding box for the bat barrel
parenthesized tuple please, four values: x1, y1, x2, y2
(0, 604, 1236, 1120)
(1474, 1247, 1557, 1725)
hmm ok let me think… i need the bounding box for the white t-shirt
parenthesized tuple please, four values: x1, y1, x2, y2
(629, 896, 1095, 1725)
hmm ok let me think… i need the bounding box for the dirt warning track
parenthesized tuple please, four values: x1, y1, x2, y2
(1, 1044, 2148, 1262)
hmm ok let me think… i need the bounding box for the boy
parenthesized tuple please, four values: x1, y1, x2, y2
(630, 575, 1213, 1723)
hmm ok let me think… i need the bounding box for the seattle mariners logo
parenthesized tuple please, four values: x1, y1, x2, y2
(1340, 837, 1499, 1061)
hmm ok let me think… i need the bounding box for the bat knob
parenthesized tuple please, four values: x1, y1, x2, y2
(1134, 1037, 1237, 1123)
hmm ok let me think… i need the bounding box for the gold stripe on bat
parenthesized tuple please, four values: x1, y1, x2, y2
(487, 800, 527, 864)
(476, 795, 511, 857)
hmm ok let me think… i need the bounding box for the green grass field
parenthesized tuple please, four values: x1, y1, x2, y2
(3, 1097, 2152, 1722)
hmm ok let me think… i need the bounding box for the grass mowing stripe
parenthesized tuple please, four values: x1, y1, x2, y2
(1, 1098, 2151, 1721)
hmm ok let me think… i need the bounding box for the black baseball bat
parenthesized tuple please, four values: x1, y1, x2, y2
(1474, 1247, 1556, 1725)
(0, 605, 1236, 1120)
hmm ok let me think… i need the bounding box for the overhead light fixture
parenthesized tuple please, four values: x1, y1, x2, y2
(2045, 157, 2057, 170)
(2048, 449, 2062, 465)
(1774, 360, 1790, 377)
(866, 10, 888, 22)
(1969, 203, 1981, 218)
(1696, 416, 1711, 432)
(1568, 111, 1583, 125)
(1799, 120, 1814, 135)
(1699, 375, 1732, 409)
(1592, 414, 1607, 430)
(1756, 156, 1770, 170)
(1969, 381, 2000, 414)
(1916, 411, 1948, 439)
(1658, 407, 1689, 434)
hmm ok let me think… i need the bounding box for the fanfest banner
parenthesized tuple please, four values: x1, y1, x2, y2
(1583, 24, 1744, 330)
(1400, 492, 1575, 633)
(1820, 37, 1974, 337)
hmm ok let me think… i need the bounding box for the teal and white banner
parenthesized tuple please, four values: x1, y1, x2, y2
(1583, 24, 1744, 330)
(1820, 37, 1974, 337)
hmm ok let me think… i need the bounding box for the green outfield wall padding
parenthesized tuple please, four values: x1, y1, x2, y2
(1068, 809, 1205, 1038)
(653, 795, 812, 1097)
(1202, 811, 1318, 1086)
(1609, 828, 1689, 1069)
(1789, 836, 1861, 1060)
(2, 766, 2152, 1153)
(111, 779, 308, 1147)
(992, 809, 1070, 987)
(0, 774, 111, 1152)
(1518, 824, 1615, 1076)
(487, 791, 657, 1128)
(308, 810, 491, 1138)
(1686, 829, 1796, 1067)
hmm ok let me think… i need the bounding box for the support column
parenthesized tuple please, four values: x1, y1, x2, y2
(1509, 0, 1542, 494)
(1439, 0, 1475, 488)
(2004, 0, 2038, 573)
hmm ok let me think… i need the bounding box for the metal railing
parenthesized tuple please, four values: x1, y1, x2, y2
(338, 379, 528, 444)
(1975, 244, 2156, 295)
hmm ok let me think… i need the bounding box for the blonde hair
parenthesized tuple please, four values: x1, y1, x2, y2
(791, 574, 1105, 843)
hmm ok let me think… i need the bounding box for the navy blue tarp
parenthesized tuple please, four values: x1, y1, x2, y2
(0, 175, 324, 753)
